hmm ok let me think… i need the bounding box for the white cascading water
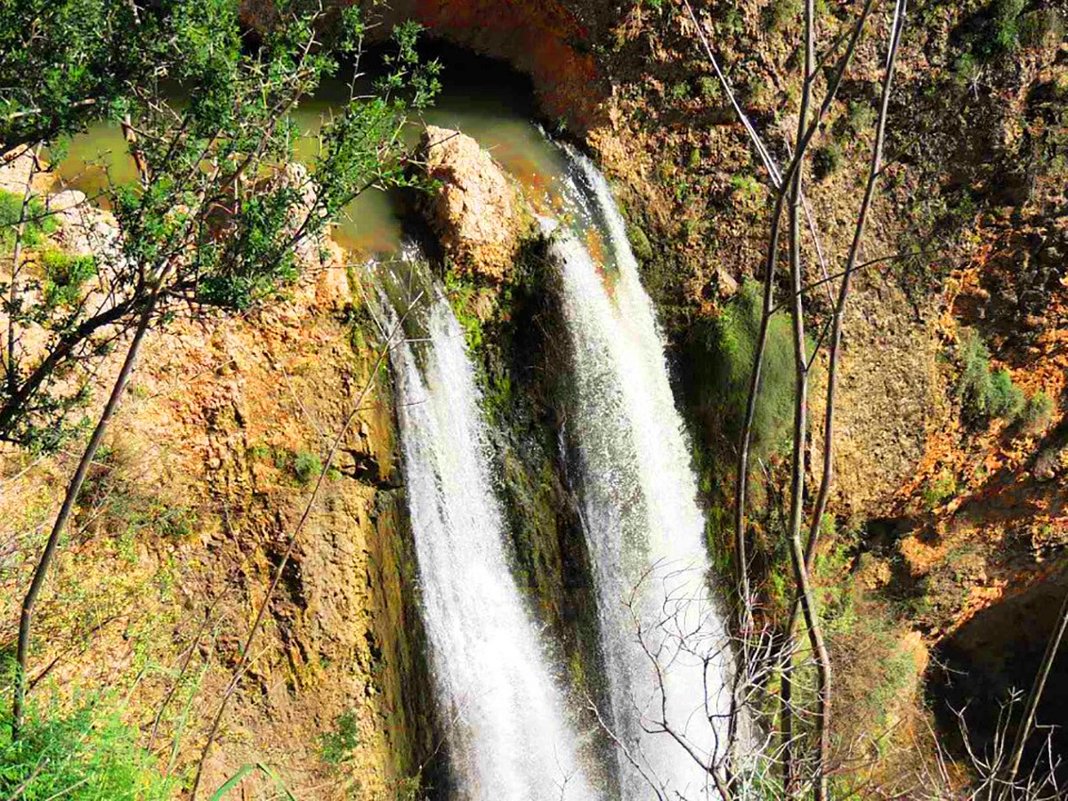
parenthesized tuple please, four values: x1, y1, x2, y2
(385, 276, 600, 801)
(549, 152, 732, 800)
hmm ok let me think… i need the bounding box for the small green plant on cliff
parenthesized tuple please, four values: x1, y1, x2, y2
(41, 250, 96, 309)
(846, 99, 876, 134)
(988, 368, 1025, 419)
(923, 470, 958, 510)
(766, 0, 802, 31)
(442, 269, 489, 352)
(812, 515, 859, 629)
(697, 75, 721, 101)
(955, 0, 1029, 72)
(395, 774, 425, 801)
(1018, 8, 1065, 50)
(319, 710, 361, 766)
(294, 450, 323, 484)
(668, 81, 691, 103)
(957, 330, 1025, 423)
(1021, 390, 1054, 432)
(989, 0, 1028, 53)
(718, 8, 745, 37)
(729, 173, 764, 209)
(0, 696, 175, 800)
(626, 222, 654, 263)
(813, 142, 843, 181)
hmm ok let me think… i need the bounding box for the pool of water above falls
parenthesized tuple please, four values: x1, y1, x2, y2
(50, 69, 571, 256)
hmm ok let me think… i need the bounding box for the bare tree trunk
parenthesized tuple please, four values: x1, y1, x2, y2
(5, 145, 40, 399)
(780, 0, 823, 793)
(12, 284, 160, 738)
(683, 0, 876, 638)
(804, 0, 908, 577)
(781, 5, 909, 766)
(782, 3, 908, 794)
(792, 4, 835, 799)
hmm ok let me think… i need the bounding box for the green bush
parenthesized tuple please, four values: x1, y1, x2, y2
(0, 190, 57, 250)
(293, 450, 323, 484)
(691, 280, 796, 463)
(986, 368, 1025, 419)
(668, 81, 690, 102)
(0, 698, 175, 801)
(922, 470, 958, 510)
(1021, 390, 1054, 431)
(766, 0, 802, 31)
(957, 330, 1025, 423)
(41, 249, 97, 308)
(953, 52, 982, 86)
(719, 8, 744, 36)
(319, 710, 360, 766)
(813, 142, 843, 181)
(961, 0, 1029, 64)
(991, 0, 1027, 52)
(958, 330, 990, 405)
(697, 75, 721, 101)
(1018, 9, 1065, 50)
(626, 222, 653, 263)
(846, 100, 876, 134)
(729, 173, 762, 204)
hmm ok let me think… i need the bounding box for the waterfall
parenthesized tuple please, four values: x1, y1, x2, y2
(383, 265, 599, 801)
(549, 152, 733, 799)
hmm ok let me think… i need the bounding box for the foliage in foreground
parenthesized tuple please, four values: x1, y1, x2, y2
(0, 3, 440, 452)
(0, 0, 162, 151)
(0, 697, 174, 801)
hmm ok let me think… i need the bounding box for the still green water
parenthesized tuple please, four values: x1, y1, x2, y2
(52, 70, 568, 256)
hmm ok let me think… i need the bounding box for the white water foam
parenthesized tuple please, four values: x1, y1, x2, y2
(386, 277, 601, 801)
(550, 152, 733, 800)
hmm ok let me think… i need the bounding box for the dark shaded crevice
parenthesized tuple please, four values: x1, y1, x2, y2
(927, 568, 1068, 784)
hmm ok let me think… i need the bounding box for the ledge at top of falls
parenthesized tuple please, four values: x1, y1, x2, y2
(237, 1, 608, 133)
(418, 125, 535, 283)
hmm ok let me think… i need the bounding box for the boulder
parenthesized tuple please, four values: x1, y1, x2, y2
(49, 191, 125, 265)
(48, 189, 86, 213)
(419, 125, 532, 282)
(0, 148, 35, 194)
(277, 162, 326, 268)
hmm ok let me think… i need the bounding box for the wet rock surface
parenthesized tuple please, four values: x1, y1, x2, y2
(419, 125, 533, 282)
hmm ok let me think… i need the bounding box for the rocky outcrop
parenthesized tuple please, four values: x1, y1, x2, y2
(419, 125, 533, 282)
(0, 262, 436, 798)
(381, 0, 607, 132)
(0, 148, 35, 194)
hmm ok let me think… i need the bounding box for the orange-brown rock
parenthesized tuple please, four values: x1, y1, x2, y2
(419, 125, 532, 282)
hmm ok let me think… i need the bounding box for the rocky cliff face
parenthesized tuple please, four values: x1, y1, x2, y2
(0, 207, 436, 797)
(7, 0, 1065, 795)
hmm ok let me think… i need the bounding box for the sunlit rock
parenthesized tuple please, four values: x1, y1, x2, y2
(419, 125, 533, 282)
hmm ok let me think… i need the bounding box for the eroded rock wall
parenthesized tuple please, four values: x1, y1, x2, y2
(0, 251, 437, 798)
